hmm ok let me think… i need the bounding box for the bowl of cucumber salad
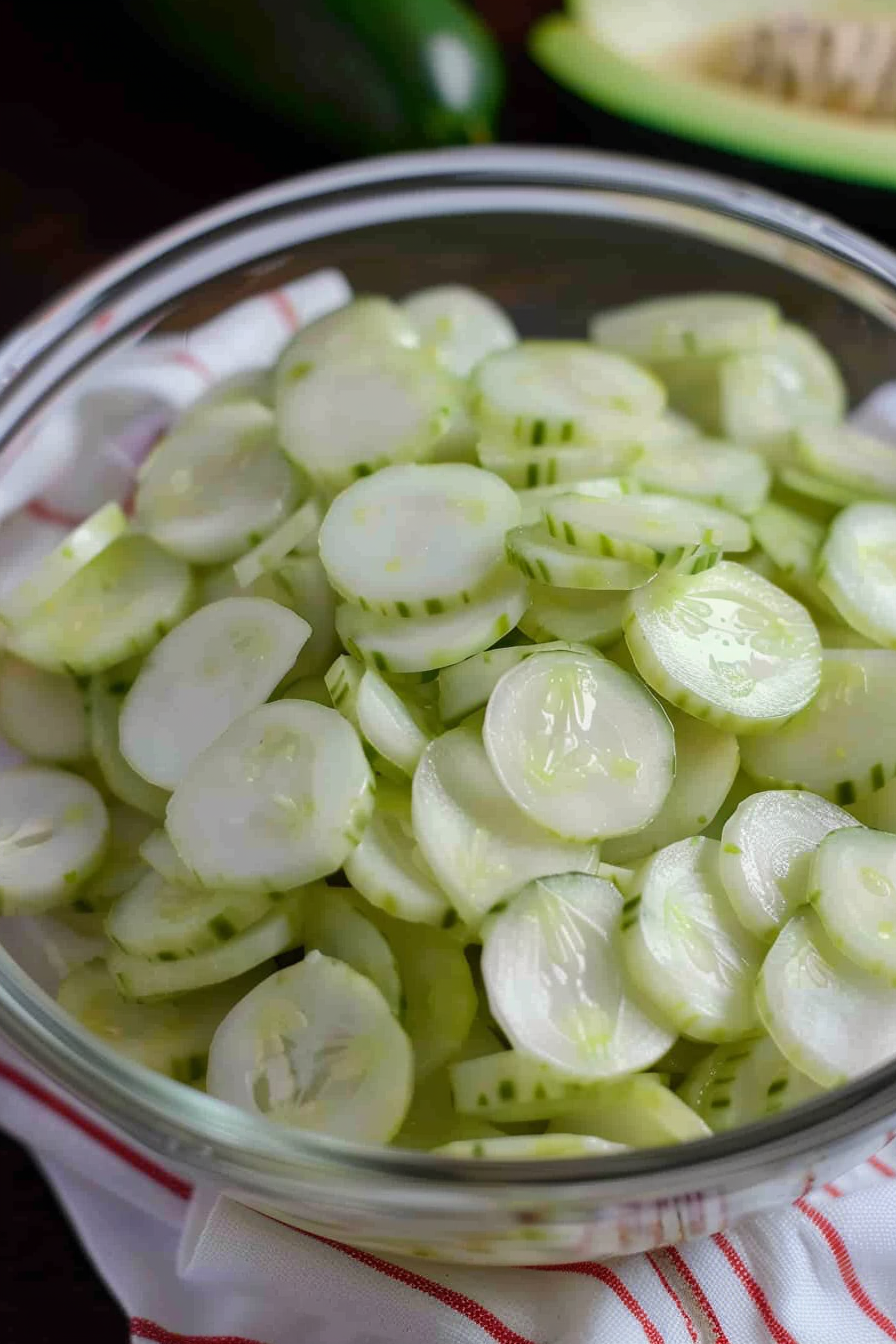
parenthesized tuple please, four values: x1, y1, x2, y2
(4, 148, 896, 1265)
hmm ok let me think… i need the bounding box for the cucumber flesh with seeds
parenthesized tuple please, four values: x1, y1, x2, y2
(546, 1074, 711, 1145)
(105, 868, 283, 961)
(0, 503, 127, 629)
(343, 792, 452, 927)
(796, 425, 896, 502)
(451, 1050, 605, 1124)
(356, 669, 432, 778)
(477, 439, 644, 487)
(543, 491, 751, 563)
(818, 503, 896, 648)
(0, 768, 109, 914)
(591, 294, 779, 362)
(232, 497, 322, 589)
(88, 662, 170, 821)
(506, 524, 654, 591)
(677, 1035, 820, 1132)
(0, 655, 88, 763)
(305, 886, 402, 1015)
(438, 640, 586, 725)
(810, 827, 896, 982)
(434, 1134, 626, 1159)
(519, 584, 627, 649)
(632, 439, 770, 516)
(401, 285, 517, 378)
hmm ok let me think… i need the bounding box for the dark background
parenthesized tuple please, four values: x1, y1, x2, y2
(1, 0, 894, 1338)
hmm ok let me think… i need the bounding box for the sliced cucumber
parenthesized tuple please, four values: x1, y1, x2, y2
(757, 908, 896, 1086)
(0, 503, 127, 629)
(749, 502, 836, 618)
(850, 777, 896, 830)
(438, 640, 587, 726)
(518, 584, 627, 649)
(206, 950, 413, 1142)
(166, 701, 373, 893)
(336, 566, 528, 674)
(818, 503, 896, 647)
(810, 827, 896, 982)
(0, 768, 108, 913)
(542, 491, 751, 563)
(105, 868, 283, 961)
(739, 650, 896, 805)
(356, 670, 432, 778)
(276, 297, 418, 373)
(624, 560, 822, 734)
(9, 536, 195, 677)
(119, 598, 310, 789)
(483, 649, 674, 842)
(796, 425, 896, 503)
(678, 1035, 820, 1132)
(546, 1074, 711, 1145)
(720, 790, 859, 941)
(232, 498, 322, 589)
(305, 886, 401, 1015)
(401, 285, 517, 377)
(478, 438, 644, 487)
(515, 476, 640, 526)
(343, 790, 453, 928)
(591, 293, 779, 362)
(623, 837, 764, 1042)
(778, 467, 864, 509)
(319, 463, 520, 617)
(0, 655, 88, 763)
(482, 873, 674, 1080)
(412, 720, 601, 927)
(276, 674, 332, 706)
(324, 653, 364, 728)
(108, 889, 306, 1001)
(434, 1134, 625, 1159)
(506, 524, 654, 591)
(88, 662, 170, 821)
(393, 1068, 502, 1151)
(720, 324, 846, 453)
(451, 1050, 604, 1123)
(631, 439, 770, 516)
(273, 556, 341, 679)
(138, 827, 196, 888)
(602, 709, 739, 865)
(73, 803, 155, 914)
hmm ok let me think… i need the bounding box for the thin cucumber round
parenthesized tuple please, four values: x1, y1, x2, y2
(0, 503, 127, 629)
(272, 556, 341, 679)
(818, 503, 896, 647)
(305, 886, 402, 1015)
(87, 662, 170, 821)
(720, 790, 859, 941)
(482, 873, 674, 1080)
(796, 425, 896, 502)
(138, 827, 197, 888)
(515, 477, 640, 526)
(438, 640, 586, 726)
(810, 827, 896, 982)
(778, 467, 865, 509)
(401, 285, 517, 377)
(0, 655, 88, 763)
(478, 438, 644, 487)
(166, 701, 373, 893)
(434, 1134, 626, 1159)
(206, 950, 413, 1142)
(719, 324, 846, 452)
(632, 439, 770, 516)
(356, 670, 432, 778)
(74, 803, 155, 914)
(105, 868, 283, 961)
(394, 1068, 502, 1151)
(750, 502, 837, 618)
(622, 837, 765, 1042)
(542, 492, 751, 563)
(483, 649, 674, 842)
(506, 524, 654, 591)
(0, 767, 108, 914)
(677, 1035, 820, 1132)
(343, 790, 453, 928)
(519, 584, 627, 649)
(591, 293, 779, 362)
(119, 598, 310, 789)
(451, 1050, 605, 1124)
(275, 675, 332, 706)
(624, 561, 822, 734)
(546, 1074, 711, 1145)
(232, 498, 322, 589)
(324, 653, 363, 728)
(276, 297, 418, 374)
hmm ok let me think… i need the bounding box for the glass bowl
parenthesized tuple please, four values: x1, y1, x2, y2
(2, 146, 896, 1267)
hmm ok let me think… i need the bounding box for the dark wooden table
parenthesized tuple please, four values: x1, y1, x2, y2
(1, 1, 894, 1338)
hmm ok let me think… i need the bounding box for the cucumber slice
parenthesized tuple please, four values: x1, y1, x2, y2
(546, 1074, 711, 1145)
(433, 1134, 626, 1159)
(319, 463, 520, 617)
(58, 959, 269, 1084)
(336, 567, 528, 674)
(73, 803, 155, 914)
(0, 503, 127, 629)
(678, 1035, 820, 1132)
(119, 598, 310, 789)
(401, 285, 517, 377)
(757, 908, 896, 1086)
(105, 868, 283, 961)
(343, 791, 453, 928)
(0, 767, 108, 913)
(506, 524, 654, 591)
(623, 837, 764, 1042)
(472, 341, 665, 439)
(356, 670, 432, 778)
(739, 650, 896, 804)
(810, 828, 896, 982)
(478, 439, 644, 487)
(324, 654, 363, 728)
(166, 701, 373, 893)
(394, 1068, 502, 1151)
(700, 770, 761, 841)
(438, 640, 587, 726)
(542, 492, 751, 563)
(305, 887, 401, 1015)
(276, 675, 331, 706)
(451, 1050, 605, 1123)
(9, 536, 195, 677)
(515, 477, 640, 526)
(412, 720, 601, 927)
(751, 502, 837, 619)
(602, 709, 739, 865)
(108, 889, 306, 1001)
(720, 790, 859, 941)
(591, 294, 779, 362)
(206, 950, 413, 1142)
(0, 655, 88, 763)
(138, 827, 196, 888)
(849, 778, 896, 830)
(631, 439, 770, 516)
(796, 425, 896, 503)
(232, 498, 322, 589)
(818, 503, 896, 647)
(482, 873, 674, 1080)
(273, 556, 341, 679)
(276, 297, 418, 373)
(88, 662, 170, 821)
(720, 324, 846, 453)
(624, 561, 822, 734)
(779, 468, 863, 512)
(483, 649, 674, 842)
(518, 584, 627, 649)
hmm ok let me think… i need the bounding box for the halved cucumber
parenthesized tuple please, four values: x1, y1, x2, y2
(631, 439, 770, 516)
(483, 649, 674, 842)
(481, 873, 674, 1080)
(305, 886, 401, 1015)
(0, 767, 108, 914)
(438, 640, 585, 726)
(232, 498, 322, 589)
(519, 584, 627, 649)
(506, 524, 654, 591)
(796, 425, 896, 503)
(678, 1035, 820, 1132)
(343, 788, 452, 928)
(478, 438, 644, 487)
(451, 1050, 604, 1123)
(818, 503, 896, 647)
(515, 477, 640, 526)
(88, 662, 170, 821)
(401, 285, 517, 377)
(591, 293, 779, 362)
(0, 655, 88, 763)
(434, 1134, 625, 1159)
(750, 502, 836, 618)
(720, 790, 859, 941)
(543, 492, 751, 563)
(546, 1074, 711, 1145)
(206, 950, 413, 1142)
(624, 561, 822, 734)
(810, 828, 896, 982)
(623, 837, 765, 1042)
(0, 503, 127, 629)
(356, 670, 432, 778)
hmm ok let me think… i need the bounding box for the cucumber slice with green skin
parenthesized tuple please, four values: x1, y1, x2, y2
(108, 889, 306, 1001)
(677, 1035, 820, 1133)
(796, 425, 896, 503)
(343, 792, 453, 928)
(438, 640, 587, 726)
(138, 828, 197, 888)
(276, 298, 418, 376)
(136, 401, 302, 564)
(482, 873, 674, 1080)
(515, 477, 640, 526)
(519, 584, 627, 650)
(88, 663, 170, 821)
(624, 561, 822, 735)
(167, 701, 373, 893)
(393, 1068, 502, 1151)
(356, 669, 432, 778)
(319, 463, 521, 617)
(451, 1050, 607, 1124)
(412, 720, 601, 928)
(739, 650, 896, 805)
(591, 294, 780, 362)
(631, 440, 771, 516)
(721, 324, 846, 454)
(818, 503, 896, 648)
(119, 598, 310, 790)
(472, 341, 665, 440)
(336, 566, 529, 674)
(543, 492, 752, 564)
(0, 655, 88, 763)
(809, 828, 896, 982)
(623, 837, 764, 1042)
(232, 497, 322, 589)
(756, 908, 896, 1087)
(546, 1074, 711, 1145)
(324, 653, 364, 728)
(433, 1133, 627, 1159)
(73, 804, 155, 914)
(778, 467, 865, 509)
(0, 768, 109, 914)
(59, 959, 270, 1084)
(720, 790, 859, 942)
(478, 439, 644, 488)
(483, 650, 674, 842)
(849, 777, 896, 830)
(506, 524, 654, 591)
(700, 770, 760, 842)
(602, 709, 739, 866)
(8, 536, 195, 678)
(0, 503, 127, 629)
(305, 886, 401, 1015)
(401, 286, 517, 377)
(206, 950, 413, 1143)
(276, 675, 332, 707)
(751, 501, 838, 619)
